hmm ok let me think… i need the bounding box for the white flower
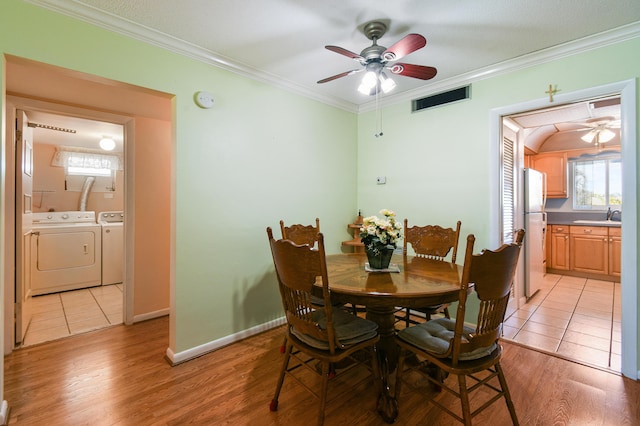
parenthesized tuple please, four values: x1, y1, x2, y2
(359, 209, 403, 247)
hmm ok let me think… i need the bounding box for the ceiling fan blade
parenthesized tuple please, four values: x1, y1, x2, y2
(325, 45, 364, 61)
(317, 69, 361, 84)
(388, 63, 437, 80)
(382, 34, 426, 61)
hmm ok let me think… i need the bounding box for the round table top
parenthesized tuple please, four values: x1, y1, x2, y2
(323, 253, 463, 308)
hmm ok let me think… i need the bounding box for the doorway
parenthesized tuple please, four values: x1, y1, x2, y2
(6, 101, 130, 350)
(16, 108, 126, 347)
(490, 80, 638, 379)
(501, 95, 623, 372)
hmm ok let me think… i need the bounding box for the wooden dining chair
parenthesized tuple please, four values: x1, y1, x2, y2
(280, 218, 320, 247)
(394, 229, 525, 425)
(278, 218, 349, 352)
(266, 228, 381, 425)
(399, 219, 462, 327)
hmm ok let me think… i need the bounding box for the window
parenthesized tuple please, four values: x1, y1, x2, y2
(572, 154, 621, 210)
(51, 147, 123, 192)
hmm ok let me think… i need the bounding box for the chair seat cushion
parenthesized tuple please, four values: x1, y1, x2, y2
(291, 309, 378, 350)
(397, 318, 496, 361)
(310, 294, 343, 307)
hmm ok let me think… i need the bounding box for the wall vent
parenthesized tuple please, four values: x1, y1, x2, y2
(412, 85, 470, 112)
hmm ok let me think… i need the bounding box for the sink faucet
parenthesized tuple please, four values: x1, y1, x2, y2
(606, 207, 621, 221)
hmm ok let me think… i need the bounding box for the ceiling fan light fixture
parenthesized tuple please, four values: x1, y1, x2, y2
(379, 72, 396, 93)
(599, 128, 615, 143)
(581, 127, 616, 144)
(581, 130, 596, 143)
(358, 70, 378, 95)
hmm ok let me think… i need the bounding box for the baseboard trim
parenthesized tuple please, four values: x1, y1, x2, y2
(165, 316, 286, 366)
(0, 400, 9, 425)
(133, 308, 170, 323)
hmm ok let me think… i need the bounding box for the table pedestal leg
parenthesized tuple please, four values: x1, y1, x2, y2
(366, 305, 399, 423)
(366, 305, 399, 371)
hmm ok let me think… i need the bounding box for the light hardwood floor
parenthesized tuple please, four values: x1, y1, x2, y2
(4, 316, 639, 425)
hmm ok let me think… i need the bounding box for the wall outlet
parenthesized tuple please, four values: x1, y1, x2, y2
(376, 176, 386, 184)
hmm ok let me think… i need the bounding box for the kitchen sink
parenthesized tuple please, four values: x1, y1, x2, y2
(572, 219, 621, 225)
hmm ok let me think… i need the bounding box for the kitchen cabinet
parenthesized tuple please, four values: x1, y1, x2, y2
(549, 225, 570, 270)
(531, 152, 568, 198)
(547, 224, 621, 278)
(609, 227, 621, 277)
(570, 226, 609, 275)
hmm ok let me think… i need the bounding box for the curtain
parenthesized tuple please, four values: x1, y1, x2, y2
(51, 147, 123, 171)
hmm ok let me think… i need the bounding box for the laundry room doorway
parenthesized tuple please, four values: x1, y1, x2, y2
(8, 99, 130, 349)
(3, 55, 174, 355)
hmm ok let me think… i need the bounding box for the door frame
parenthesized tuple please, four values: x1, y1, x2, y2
(489, 79, 638, 379)
(4, 95, 135, 353)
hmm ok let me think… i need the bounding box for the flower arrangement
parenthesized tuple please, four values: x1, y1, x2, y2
(359, 209, 403, 251)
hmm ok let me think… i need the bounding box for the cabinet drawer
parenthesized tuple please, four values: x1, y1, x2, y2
(550, 225, 569, 234)
(570, 226, 608, 236)
(609, 227, 621, 237)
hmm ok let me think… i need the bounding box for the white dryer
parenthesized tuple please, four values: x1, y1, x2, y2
(98, 211, 124, 285)
(31, 211, 102, 295)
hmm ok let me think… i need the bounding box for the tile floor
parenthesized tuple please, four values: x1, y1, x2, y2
(23, 284, 123, 347)
(503, 273, 621, 372)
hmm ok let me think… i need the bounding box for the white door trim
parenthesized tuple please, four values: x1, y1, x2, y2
(489, 79, 638, 379)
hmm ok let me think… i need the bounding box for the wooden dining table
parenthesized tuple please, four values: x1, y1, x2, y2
(318, 253, 464, 423)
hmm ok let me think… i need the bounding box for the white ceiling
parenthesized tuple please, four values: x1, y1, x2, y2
(25, 110, 124, 153)
(28, 0, 640, 111)
(18, 1, 639, 151)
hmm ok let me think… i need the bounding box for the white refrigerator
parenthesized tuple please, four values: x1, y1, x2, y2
(524, 168, 547, 298)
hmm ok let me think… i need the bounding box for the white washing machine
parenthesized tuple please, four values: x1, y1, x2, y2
(31, 211, 102, 295)
(99, 211, 124, 285)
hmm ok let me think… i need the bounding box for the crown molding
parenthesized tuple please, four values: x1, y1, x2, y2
(24, 0, 359, 113)
(358, 21, 640, 113)
(22, 1, 640, 115)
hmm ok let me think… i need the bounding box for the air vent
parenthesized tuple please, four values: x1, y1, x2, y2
(412, 85, 470, 112)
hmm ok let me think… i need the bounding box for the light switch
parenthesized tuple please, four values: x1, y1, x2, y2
(376, 176, 386, 184)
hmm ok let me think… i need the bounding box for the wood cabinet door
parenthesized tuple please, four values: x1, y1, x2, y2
(570, 234, 608, 274)
(609, 227, 622, 277)
(550, 231, 570, 270)
(531, 152, 567, 198)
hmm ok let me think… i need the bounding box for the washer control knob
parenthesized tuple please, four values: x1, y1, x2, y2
(61, 213, 69, 219)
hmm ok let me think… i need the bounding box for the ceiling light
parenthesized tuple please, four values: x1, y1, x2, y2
(598, 128, 615, 143)
(379, 72, 396, 94)
(581, 127, 616, 144)
(580, 130, 596, 143)
(99, 136, 116, 151)
(358, 71, 378, 95)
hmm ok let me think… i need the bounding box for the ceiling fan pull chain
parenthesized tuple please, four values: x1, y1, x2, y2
(375, 89, 383, 138)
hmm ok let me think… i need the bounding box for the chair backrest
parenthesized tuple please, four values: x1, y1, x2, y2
(403, 219, 462, 263)
(450, 229, 525, 364)
(267, 227, 338, 353)
(279, 218, 321, 247)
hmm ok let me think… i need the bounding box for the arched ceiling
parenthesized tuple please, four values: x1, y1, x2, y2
(505, 96, 621, 153)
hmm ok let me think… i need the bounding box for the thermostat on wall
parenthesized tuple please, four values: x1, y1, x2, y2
(194, 91, 214, 109)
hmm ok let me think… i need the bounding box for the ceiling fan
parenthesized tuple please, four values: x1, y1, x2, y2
(317, 21, 437, 96)
(560, 116, 621, 144)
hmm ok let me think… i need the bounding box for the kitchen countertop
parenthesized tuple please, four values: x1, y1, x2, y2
(546, 212, 621, 227)
(547, 219, 621, 227)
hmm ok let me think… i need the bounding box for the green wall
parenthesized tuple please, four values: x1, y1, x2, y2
(1, 0, 639, 372)
(357, 37, 640, 371)
(0, 0, 358, 354)
(357, 38, 640, 250)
